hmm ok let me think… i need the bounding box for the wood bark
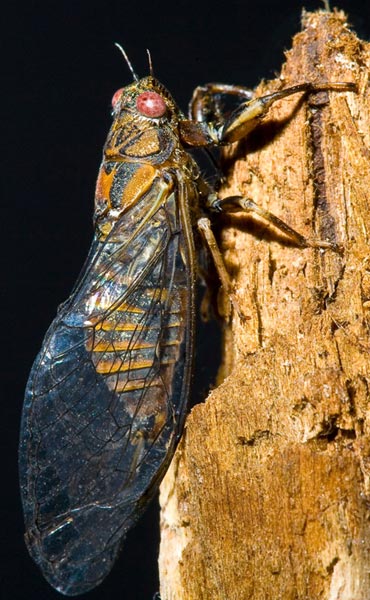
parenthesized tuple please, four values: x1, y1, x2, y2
(159, 10, 370, 600)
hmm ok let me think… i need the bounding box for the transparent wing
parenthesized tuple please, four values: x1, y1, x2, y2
(19, 178, 195, 595)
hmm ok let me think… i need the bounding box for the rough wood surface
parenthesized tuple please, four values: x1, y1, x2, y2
(159, 10, 370, 600)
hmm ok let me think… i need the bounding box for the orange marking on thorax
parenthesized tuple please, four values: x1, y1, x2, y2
(120, 163, 157, 209)
(95, 167, 116, 207)
(124, 130, 161, 157)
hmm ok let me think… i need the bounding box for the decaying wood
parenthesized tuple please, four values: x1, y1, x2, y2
(159, 10, 370, 600)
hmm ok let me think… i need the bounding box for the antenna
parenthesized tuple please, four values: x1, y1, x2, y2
(146, 49, 154, 77)
(114, 43, 139, 82)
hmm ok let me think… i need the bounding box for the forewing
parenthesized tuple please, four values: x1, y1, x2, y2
(19, 179, 194, 595)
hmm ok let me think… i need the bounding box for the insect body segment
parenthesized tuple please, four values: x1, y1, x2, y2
(19, 69, 356, 595)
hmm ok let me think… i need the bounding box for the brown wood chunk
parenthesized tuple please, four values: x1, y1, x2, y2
(159, 9, 370, 600)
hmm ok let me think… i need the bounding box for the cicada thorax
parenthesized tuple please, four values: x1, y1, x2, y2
(94, 76, 200, 238)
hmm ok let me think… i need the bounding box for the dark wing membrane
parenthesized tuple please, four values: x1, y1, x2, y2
(19, 178, 195, 595)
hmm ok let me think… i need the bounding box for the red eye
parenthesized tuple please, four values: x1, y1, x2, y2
(111, 88, 124, 109)
(136, 91, 167, 118)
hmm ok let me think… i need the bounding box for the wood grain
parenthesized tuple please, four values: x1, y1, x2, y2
(159, 10, 370, 599)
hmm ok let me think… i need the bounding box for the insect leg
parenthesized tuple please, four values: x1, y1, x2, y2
(181, 82, 356, 149)
(189, 83, 254, 122)
(207, 194, 340, 251)
(220, 81, 357, 143)
(200, 186, 341, 320)
(197, 216, 245, 320)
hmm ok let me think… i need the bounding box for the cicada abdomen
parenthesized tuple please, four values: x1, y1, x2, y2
(19, 76, 198, 595)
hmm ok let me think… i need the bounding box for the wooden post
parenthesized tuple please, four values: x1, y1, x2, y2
(159, 10, 370, 599)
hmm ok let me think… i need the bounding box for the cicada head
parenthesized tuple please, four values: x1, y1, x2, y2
(104, 76, 184, 163)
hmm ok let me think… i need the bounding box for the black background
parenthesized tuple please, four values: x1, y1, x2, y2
(3, 1, 370, 599)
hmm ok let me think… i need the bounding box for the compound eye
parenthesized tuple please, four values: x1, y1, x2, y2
(111, 88, 124, 109)
(136, 91, 167, 118)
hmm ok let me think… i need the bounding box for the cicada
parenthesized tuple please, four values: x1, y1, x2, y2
(19, 47, 356, 595)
